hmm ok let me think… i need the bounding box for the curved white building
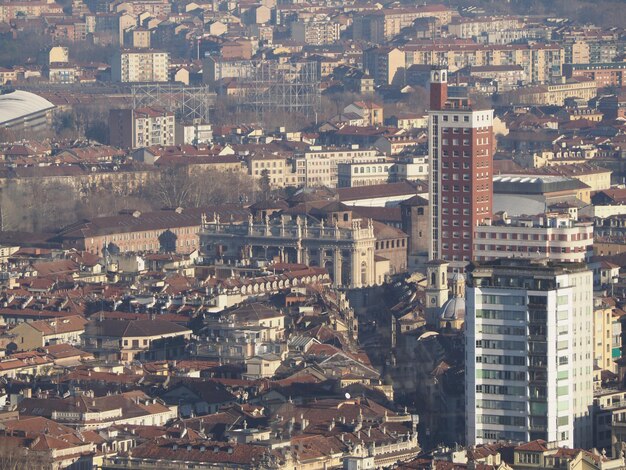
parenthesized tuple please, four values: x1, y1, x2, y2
(0, 89, 55, 133)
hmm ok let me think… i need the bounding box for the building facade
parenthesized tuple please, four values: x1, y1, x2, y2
(473, 213, 594, 263)
(466, 259, 594, 449)
(428, 67, 494, 267)
(200, 213, 377, 288)
(111, 49, 169, 82)
(295, 147, 380, 188)
(109, 107, 175, 149)
(291, 17, 340, 45)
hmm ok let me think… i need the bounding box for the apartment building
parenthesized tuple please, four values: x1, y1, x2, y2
(337, 157, 391, 187)
(291, 17, 340, 45)
(593, 297, 621, 375)
(509, 79, 598, 106)
(353, 5, 454, 43)
(473, 213, 594, 263)
(404, 42, 563, 84)
(295, 147, 380, 188)
(462, 65, 527, 91)
(247, 153, 298, 187)
(83, 318, 192, 363)
(389, 156, 429, 182)
(111, 49, 169, 82)
(466, 258, 594, 449)
(564, 63, 626, 88)
(363, 46, 405, 86)
(448, 16, 524, 39)
(344, 101, 384, 126)
(339, 155, 428, 188)
(10, 315, 87, 351)
(109, 107, 175, 149)
(428, 67, 494, 266)
(0, 1, 63, 21)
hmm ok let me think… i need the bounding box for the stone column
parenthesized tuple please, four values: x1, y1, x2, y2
(351, 247, 360, 288)
(333, 248, 342, 287)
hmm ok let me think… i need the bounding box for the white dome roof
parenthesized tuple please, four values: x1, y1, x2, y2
(440, 296, 465, 321)
(0, 90, 55, 125)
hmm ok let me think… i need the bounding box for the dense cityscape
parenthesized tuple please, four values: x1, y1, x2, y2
(1, 0, 626, 468)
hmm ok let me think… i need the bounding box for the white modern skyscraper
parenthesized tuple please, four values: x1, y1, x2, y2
(466, 259, 594, 449)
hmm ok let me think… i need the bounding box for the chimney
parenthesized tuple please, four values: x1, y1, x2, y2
(429, 67, 448, 111)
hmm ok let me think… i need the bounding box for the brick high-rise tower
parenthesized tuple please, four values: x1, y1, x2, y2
(428, 66, 494, 268)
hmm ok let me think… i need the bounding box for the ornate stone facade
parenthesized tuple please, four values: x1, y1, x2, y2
(200, 213, 377, 288)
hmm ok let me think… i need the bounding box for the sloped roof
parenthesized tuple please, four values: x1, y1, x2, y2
(88, 318, 191, 338)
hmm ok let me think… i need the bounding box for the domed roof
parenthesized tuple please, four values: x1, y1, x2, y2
(449, 272, 465, 283)
(440, 296, 465, 321)
(0, 90, 55, 125)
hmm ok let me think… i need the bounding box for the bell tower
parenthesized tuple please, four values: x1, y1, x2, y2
(429, 66, 448, 111)
(425, 259, 449, 325)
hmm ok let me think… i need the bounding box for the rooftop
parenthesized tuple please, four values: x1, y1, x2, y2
(0, 90, 55, 125)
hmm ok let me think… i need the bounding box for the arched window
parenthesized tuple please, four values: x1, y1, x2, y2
(442, 272, 446, 285)
(431, 272, 436, 285)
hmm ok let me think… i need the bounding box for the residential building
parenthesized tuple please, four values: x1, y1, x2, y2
(10, 315, 87, 351)
(337, 157, 391, 187)
(388, 113, 428, 130)
(291, 17, 340, 45)
(108, 107, 175, 149)
(473, 213, 594, 263)
(82, 318, 192, 363)
(294, 146, 380, 188)
(466, 259, 594, 449)
(111, 49, 169, 82)
(19, 391, 177, 430)
(593, 297, 621, 375)
(513, 440, 624, 469)
(363, 46, 405, 86)
(175, 120, 213, 145)
(448, 16, 524, 39)
(246, 153, 297, 188)
(343, 101, 384, 126)
(564, 63, 626, 88)
(428, 67, 494, 266)
(595, 389, 626, 454)
(389, 156, 429, 182)
(403, 42, 563, 83)
(509, 79, 598, 106)
(461, 65, 527, 92)
(353, 5, 454, 42)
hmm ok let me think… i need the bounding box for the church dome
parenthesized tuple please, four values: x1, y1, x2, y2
(440, 296, 465, 321)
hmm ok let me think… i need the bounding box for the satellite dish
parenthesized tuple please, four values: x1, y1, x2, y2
(345, 393, 351, 399)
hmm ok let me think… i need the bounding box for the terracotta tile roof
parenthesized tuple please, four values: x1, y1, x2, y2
(129, 438, 269, 465)
(86, 318, 192, 338)
(515, 439, 549, 452)
(17, 315, 87, 336)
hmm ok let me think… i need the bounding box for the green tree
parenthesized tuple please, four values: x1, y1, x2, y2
(259, 169, 271, 200)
